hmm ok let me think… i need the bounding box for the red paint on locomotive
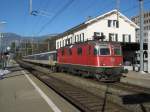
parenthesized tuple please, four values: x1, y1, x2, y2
(58, 41, 123, 67)
(57, 40, 123, 81)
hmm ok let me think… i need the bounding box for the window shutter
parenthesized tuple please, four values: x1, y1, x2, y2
(123, 34, 125, 42)
(75, 35, 76, 42)
(82, 33, 84, 42)
(108, 20, 111, 27)
(109, 33, 112, 41)
(116, 21, 119, 28)
(129, 35, 131, 42)
(115, 34, 118, 42)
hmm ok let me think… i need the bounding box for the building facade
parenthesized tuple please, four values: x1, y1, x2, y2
(56, 10, 139, 49)
(131, 11, 150, 43)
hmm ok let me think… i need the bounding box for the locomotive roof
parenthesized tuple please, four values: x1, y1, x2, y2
(60, 40, 121, 49)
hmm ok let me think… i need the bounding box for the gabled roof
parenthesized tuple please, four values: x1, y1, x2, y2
(56, 9, 139, 40)
(85, 9, 139, 29)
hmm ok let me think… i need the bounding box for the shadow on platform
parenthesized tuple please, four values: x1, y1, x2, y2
(121, 93, 150, 112)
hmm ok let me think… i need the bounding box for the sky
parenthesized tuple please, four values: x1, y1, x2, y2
(0, 0, 150, 37)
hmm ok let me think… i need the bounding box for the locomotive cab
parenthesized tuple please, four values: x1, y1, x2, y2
(93, 42, 123, 81)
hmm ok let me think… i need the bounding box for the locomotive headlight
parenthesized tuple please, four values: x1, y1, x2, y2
(103, 63, 106, 66)
(119, 63, 122, 66)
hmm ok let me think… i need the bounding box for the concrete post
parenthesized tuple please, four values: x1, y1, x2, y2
(148, 32, 150, 73)
(139, 0, 144, 71)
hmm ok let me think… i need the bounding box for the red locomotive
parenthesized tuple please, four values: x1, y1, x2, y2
(57, 40, 123, 81)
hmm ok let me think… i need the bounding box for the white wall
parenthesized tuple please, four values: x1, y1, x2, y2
(87, 13, 136, 42)
(56, 12, 137, 49)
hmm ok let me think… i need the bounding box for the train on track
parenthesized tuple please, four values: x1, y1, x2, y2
(23, 40, 124, 81)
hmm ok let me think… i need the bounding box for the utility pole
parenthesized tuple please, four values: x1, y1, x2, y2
(0, 33, 3, 68)
(116, 0, 120, 21)
(29, 0, 32, 15)
(48, 40, 50, 51)
(31, 38, 34, 54)
(148, 32, 150, 73)
(139, 0, 144, 72)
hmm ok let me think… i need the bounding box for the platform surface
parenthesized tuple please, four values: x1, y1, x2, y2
(0, 61, 80, 112)
(121, 71, 150, 88)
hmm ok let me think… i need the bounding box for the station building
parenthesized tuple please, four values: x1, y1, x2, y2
(131, 11, 150, 43)
(131, 11, 150, 72)
(56, 10, 139, 49)
(54, 10, 140, 71)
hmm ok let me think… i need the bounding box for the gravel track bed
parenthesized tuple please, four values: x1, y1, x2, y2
(19, 60, 150, 112)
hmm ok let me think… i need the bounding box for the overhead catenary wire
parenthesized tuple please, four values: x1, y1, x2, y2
(36, 0, 75, 35)
(122, 0, 150, 13)
(30, 0, 52, 36)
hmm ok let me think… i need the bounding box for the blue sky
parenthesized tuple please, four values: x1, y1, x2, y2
(0, 0, 150, 37)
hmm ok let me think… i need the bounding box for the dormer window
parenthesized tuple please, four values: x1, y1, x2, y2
(108, 20, 119, 28)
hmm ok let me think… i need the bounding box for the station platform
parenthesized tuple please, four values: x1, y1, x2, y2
(0, 61, 80, 112)
(121, 71, 150, 88)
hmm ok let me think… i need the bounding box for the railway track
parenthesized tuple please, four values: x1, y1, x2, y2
(18, 60, 150, 112)
(31, 70, 129, 112)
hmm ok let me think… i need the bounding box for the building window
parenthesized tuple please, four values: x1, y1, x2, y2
(82, 33, 84, 41)
(65, 39, 68, 45)
(108, 20, 119, 28)
(79, 33, 85, 42)
(122, 34, 131, 42)
(70, 37, 72, 44)
(80, 34, 82, 42)
(57, 42, 59, 48)
(77, 35, 80, 42)
(59, 41, 61, 47)
(74, 35, 77, 43)
(108, 20, 111, 27)
(109, 33, 118, 41)
(63, 40, 65, 46)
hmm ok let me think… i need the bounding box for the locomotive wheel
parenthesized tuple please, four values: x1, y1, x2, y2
(95, 74, 102, 80)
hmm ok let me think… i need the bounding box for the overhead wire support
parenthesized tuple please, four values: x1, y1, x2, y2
(116, 0, 120, 21)
(36, 0, 75, 35)
(139, 0, 144, 72)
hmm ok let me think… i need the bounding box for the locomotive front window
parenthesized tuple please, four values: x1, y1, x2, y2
(100, 48, 110, 55)
(114, 48, 121, 55)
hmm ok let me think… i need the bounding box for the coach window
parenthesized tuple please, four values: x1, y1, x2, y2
(77, 47, 82, 55)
